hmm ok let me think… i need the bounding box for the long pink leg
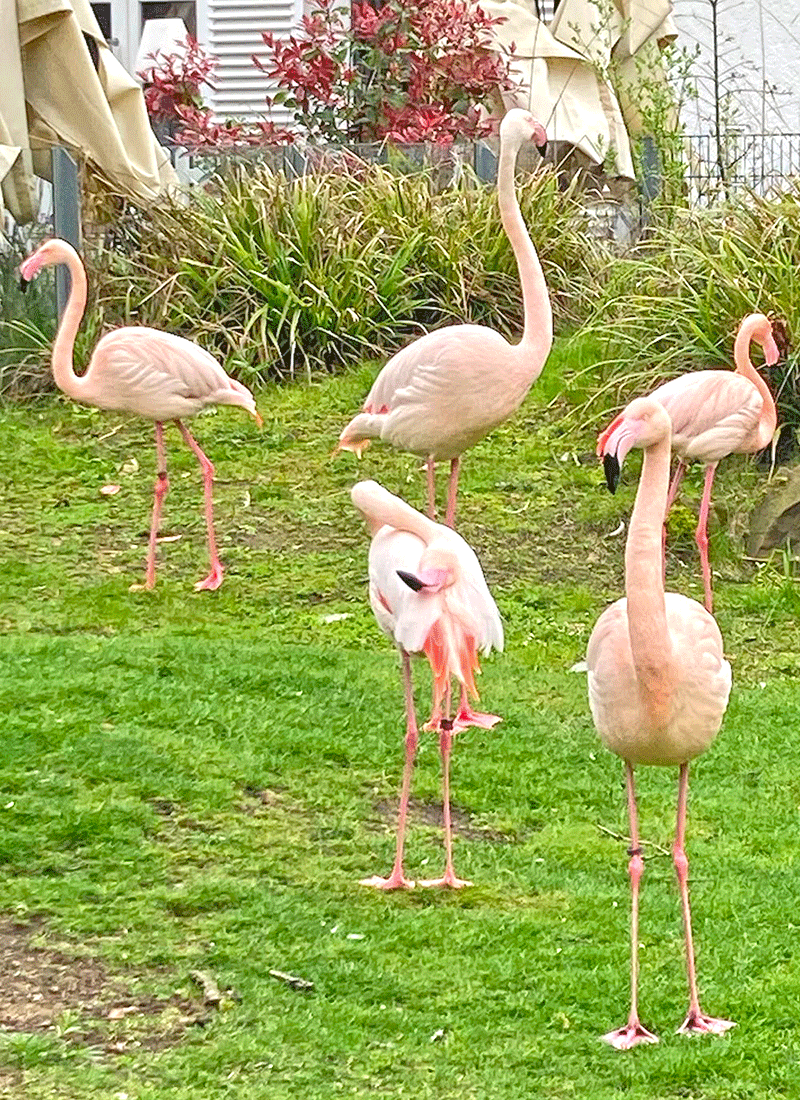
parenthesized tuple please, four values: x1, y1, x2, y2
(420, 684, 472, 889)
(361, 651, 417, 889)
(135, 422, 169, 591)
(426, 455, 436, 520)
(176, 420, 224, 591)
(696, 463, 718, 613)
(662, 460, 687, 575)
(675, 763, 735, 1037)
(445, 457, 460, 528)
(602, 763, 659, 1050)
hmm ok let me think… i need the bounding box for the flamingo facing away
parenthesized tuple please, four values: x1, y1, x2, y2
(351, 479, 504, 889)
(19, 238, 261, 592)
(337, 109, 553, 528)
(598, 313, 779, 612)
(588, 397, 733, 1050)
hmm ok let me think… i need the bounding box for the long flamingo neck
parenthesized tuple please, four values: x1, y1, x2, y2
(51, 251, 89, 401)
(625, 435, 673, 683)
(497, 136, 553, 367)
(733, 319, 777, 448)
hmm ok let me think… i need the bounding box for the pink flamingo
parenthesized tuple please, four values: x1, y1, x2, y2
(337, 109, 552, 528)
(598, 313, 779, 612)
(19, 238, 261, 591)
(351, 479, 503, 889)
(589, 396, 734, 1050)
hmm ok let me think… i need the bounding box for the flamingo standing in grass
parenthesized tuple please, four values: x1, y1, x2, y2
(337, 110, 552, 528)
(599, 313, 779, 612)
(588, 396, 733, 1050)
(351, 480, 503, 889)
(19, 238, 261, 592)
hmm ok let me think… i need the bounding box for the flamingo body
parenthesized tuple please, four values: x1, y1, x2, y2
(349, 325, 541, 462)
(650, 369, 767, 463)
(339, 109, 553, 527)
(352, 479, 502, 889)
(588, 591, 730, 767)
(83, 327, 258, 422)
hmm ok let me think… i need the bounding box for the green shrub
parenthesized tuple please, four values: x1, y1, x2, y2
(582, 189, 800, 430)
(87, 159, 598, 386)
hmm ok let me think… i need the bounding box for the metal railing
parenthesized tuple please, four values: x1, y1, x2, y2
(685, 132, 800, 203)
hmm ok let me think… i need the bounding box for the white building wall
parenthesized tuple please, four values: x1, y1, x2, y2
(672, 0, 800, 135)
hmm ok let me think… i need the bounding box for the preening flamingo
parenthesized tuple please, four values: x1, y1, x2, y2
(19, 238, 261, 592)
(598, 313, 779, 612)
(351, 479, 503, 889)
(588, 397, 733, 1050)
(337, 109, 553, 528)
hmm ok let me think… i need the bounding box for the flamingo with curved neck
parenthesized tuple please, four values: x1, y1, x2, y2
(589, 396, 733, 1050)
(598, 312, 779, 612)
(19, 238, 261, 592)
(336, 109, 553, 528)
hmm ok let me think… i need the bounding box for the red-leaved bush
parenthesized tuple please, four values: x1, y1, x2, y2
(139, 36, 293, 151)
(254, 0, 516, 145)
(141, 2, 515, 151)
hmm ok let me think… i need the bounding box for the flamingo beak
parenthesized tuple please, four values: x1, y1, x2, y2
(536, 141, 548, 157)
(19, 275, 29, 294)
(397, 568, 449, 592)
(764, 335, 780, 366)
(604, 453, 621, 493)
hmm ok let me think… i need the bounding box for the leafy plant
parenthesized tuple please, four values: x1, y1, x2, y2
(254, 0, 517, 145)
(580, 187, 800, 431)
(87, 161, 595, 385)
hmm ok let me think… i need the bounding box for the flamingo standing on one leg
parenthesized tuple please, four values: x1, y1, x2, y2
(337, 109, 553, 528)
(351, 480, 503, 889)
(598, 313, 779, 612)
(588, 397, 734, 1050)
(19, 238, 261, 591)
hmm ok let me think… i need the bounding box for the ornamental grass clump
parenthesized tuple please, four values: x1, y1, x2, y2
(90, 161, 596, 385)
(583, 189, 800, 430)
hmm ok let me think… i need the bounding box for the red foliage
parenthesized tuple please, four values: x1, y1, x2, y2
(138, 36, 216, 124)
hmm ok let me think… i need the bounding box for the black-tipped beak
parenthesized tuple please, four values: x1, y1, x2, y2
(397, 569, 424, 592)
(603, 453, 620, 494)
(19, 276, 29, 294)
(536, 142, 548, 157)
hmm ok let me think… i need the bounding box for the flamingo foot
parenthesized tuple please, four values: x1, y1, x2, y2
(677, 1010, 735, 1037)
(452, 707, 502, 733)
(129, 579, 156, 593)
(194, 562, 224, 591)
(418, 871, 473, 889)
(359, 872, 415, 890)
(601, 1021, 659, 1050)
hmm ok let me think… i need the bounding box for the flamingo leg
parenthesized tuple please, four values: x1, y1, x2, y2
(361, 651, 417, 890)
(135, 422, 169, 591)
(445, 457, 460, 528)
(176, 420, 224, 591)
(662, 460, 687, 576)
(453, 682, 502, 733)
(696, 462, 718, 613)
(420, 684, 472, 889)
(602, 762, 659, 1050)
(426, 455, 436, 520)
(674, 763, 735, 1037)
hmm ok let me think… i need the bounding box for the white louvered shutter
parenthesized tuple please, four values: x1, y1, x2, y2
(205, 0, 304, 122)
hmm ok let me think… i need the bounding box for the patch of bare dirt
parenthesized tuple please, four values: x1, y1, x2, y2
(0, 920, 209, 1057)
(374, 798, 519, 843)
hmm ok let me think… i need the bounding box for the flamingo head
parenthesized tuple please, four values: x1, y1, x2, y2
(500, 109, 547, 156)
(755, 314, 780, 366)
(597, 396, 672, 494)
(19, 238, 77, 290)
(397, 540, 459, 594)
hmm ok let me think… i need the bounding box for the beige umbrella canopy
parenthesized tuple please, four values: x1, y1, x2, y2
(484, 0, 677, 181)
(2, 0, 176, 224)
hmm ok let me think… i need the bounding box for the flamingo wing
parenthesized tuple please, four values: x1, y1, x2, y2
(368, 527, 444, 653)
(651, 370, 763, 460)
(87, 328, 257, 421)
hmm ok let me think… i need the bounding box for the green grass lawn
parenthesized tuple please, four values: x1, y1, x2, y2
(1, 338, 800, 1098)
